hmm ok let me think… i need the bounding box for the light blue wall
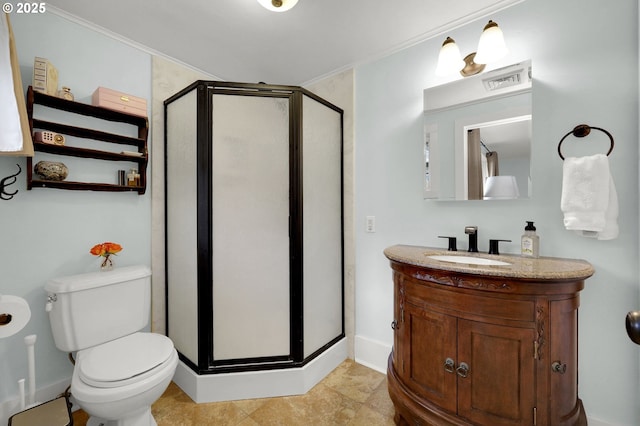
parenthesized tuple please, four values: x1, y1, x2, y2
(1, 2, 638, 425)
(355, 0, 638, 425)
(0, 11, 151, 405)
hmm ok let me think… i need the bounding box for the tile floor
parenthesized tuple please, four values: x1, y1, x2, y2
(72, 359, 396, 425)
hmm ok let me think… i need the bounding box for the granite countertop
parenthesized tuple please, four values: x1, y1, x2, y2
(384, 244, 595, 281)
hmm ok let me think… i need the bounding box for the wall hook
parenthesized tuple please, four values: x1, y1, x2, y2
(1, 164, 22, 200)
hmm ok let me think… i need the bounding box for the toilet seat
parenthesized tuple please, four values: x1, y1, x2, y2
(78, 332, 174, 388)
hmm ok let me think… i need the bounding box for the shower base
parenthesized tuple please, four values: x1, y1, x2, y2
(172, 338, 347, 403)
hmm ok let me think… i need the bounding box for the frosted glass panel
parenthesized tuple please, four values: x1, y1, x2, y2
(302, 95, 343, 358)
(166, 89, 199, 365)
(212, 94, 291, 360)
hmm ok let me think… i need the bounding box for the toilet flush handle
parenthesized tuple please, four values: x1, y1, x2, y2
(45, 294, 57, 312)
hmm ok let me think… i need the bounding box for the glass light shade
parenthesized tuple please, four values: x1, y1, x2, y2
(435, 37, 466, 76)
(474, 20, 508, 65)
(257, 0, 298, 12)
(483, 175, 519, 199)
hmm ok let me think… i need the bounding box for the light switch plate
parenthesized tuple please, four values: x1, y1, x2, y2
(366, 216, 376, 233)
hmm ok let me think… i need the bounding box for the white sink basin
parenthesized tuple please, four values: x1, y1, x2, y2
(427, 255, 511, 266)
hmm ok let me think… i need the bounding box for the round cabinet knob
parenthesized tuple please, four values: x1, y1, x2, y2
(626, 311, 640, 345)
(551, 361, 567, 374)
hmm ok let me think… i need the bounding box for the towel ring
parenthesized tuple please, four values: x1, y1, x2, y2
(557, 124, 614, 160)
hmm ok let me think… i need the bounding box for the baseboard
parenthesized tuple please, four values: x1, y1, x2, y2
(586, 417, 614, 426)
(173, 338, 348, 403)
(354, 334, 391, 374)
(0, 377, 71, 425)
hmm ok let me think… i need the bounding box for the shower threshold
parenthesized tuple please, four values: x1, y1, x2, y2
(172, 338, 348, 403)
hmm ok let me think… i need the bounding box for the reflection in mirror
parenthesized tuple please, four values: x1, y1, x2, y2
(463, 115, 531, 200)
(424, 60, 532, 201)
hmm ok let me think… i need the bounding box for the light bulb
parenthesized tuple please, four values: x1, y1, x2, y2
(435, 37, 465, 76)
(474, 20, 508, 65)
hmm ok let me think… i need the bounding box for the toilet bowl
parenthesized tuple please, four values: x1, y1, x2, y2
(71, 332, 178, 426)
(45, 266, 177, 426)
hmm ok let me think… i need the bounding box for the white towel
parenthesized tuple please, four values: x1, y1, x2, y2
(561, 154, 618, 240)
(0, 13, 23, 152)
(595, 177, 619, 240)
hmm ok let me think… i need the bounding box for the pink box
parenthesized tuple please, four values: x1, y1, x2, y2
(92, 87, 147, 117)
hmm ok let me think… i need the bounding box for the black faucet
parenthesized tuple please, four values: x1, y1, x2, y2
(438, 236, 457, 251)
(488, 239, 511, 255)
(465, 226, 478, 252)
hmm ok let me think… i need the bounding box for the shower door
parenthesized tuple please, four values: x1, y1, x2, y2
(165, 81, 343, 374)
(210, 92, 291, 363)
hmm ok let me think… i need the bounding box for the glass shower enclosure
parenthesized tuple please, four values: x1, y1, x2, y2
(164, 81, 344, 374)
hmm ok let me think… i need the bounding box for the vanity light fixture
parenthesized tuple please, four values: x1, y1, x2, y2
(257, 0, 299, 12)
(436, 20, 508, 78)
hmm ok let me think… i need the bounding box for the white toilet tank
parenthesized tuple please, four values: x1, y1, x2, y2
(45, 265, 152, 352)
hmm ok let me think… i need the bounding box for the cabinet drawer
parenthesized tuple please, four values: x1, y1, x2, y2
(405, 279, 535, 323)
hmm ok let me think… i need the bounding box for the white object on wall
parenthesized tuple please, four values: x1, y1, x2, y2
(0, 14, 23, 152)
(0, 295, 30, 338)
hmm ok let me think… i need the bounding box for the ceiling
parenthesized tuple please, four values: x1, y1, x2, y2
(47, 0, 520, 86)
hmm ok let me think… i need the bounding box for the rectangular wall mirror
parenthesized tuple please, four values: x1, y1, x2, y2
(424, 60, 532, 201)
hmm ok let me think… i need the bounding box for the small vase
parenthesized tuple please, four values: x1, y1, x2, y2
(100, 255, 114, 271)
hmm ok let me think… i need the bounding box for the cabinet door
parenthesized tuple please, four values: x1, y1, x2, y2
(549, 298, 580, 424)
(457, 320, 536, 426)
(402, 304, 457, 413)
(391, 273, 405, 371)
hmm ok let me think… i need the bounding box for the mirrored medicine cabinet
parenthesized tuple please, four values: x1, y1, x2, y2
(424, 60, 532, 201)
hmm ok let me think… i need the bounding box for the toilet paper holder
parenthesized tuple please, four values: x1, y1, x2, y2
(0, 312, 12, 325)
(0, 294, 31, 338)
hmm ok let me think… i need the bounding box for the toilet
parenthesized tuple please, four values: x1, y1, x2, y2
(45, 265, 178, 426)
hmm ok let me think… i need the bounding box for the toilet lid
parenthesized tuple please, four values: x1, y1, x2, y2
(78, 332, 174, 388)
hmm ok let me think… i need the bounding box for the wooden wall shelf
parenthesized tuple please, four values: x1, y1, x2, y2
(26, 86, 148, 194)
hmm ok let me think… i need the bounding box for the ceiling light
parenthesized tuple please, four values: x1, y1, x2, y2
(257, 0, 299, 12)
(436, 20, 508, 78)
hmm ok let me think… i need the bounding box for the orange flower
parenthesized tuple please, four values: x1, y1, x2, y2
(90, 242, 123, 257)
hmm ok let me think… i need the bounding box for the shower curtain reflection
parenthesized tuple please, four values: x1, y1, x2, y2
(467, 128, 483, 200)
(486, 151, 499, 177)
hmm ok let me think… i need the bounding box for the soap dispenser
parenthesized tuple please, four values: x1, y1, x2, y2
(521, 221, 539, 258)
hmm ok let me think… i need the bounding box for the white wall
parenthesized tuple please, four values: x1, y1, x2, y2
(354, 0, 639, 425)
(0, 11, 151, 419)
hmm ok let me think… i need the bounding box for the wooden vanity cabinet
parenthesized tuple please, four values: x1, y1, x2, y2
(388, 260, 588, 426)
